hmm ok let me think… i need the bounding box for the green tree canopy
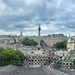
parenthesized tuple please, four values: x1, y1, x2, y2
(0, 47, 5, 53)
(53, 40, 67, 49)
(40, 40, 44, 46)
(22, 38, 38, 46)
(0, 47, 27, 66)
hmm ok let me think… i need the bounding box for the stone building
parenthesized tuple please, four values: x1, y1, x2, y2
(42, 34, 68, 46)
(0, 37, 14, 44)
(46, 37, 67, 46)
(28, 34, 68, 47)
(67, 36, 75, 50)
(15, 30, 24, 44)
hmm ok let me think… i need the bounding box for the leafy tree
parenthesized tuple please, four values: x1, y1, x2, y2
(22, 38, 38, 46)
(0, 48, 27, 66)
(0, 47, 5, 53)
(62, 40, 67, 48)
(40, 40, 44, 46)
(53, 40, 67, 49)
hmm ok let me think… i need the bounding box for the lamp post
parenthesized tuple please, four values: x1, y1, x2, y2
(62, 53, 65, 61)
(68, 55, 70, 70)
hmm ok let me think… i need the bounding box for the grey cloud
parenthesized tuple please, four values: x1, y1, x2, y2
(0, 0, 75, 35)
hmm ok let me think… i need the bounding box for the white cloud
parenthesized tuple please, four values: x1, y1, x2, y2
(0, 0, 75, 36)
(24, 28, 37, 30)
(25, 0, 44, 6)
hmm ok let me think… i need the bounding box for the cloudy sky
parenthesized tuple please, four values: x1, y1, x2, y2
(0, 0, 75, 36)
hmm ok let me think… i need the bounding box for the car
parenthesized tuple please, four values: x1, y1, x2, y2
(31, 52, 34, 53)
(42, 53, 45, 54)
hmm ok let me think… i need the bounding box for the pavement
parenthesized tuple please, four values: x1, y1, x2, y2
(0, 65, 70, 75)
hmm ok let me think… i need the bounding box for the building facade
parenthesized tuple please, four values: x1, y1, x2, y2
(0, 37, 14, 44)
(67, 36, 75, 50)
(42, 34, 68, 46)
(28, 34, 68, 47)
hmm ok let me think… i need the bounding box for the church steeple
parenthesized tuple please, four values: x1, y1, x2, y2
(21, 29, 22, 36)
(19, 29, 23, 40)
(69, 34, 70, 38)
(19, 29, 23, 44)
(67, 34, 71, 43)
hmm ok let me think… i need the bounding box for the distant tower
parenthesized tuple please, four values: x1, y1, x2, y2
(69, 34, 70, 38)
(21, 30, 22, 37)
(67, 34, 71, 43)
(38, 25, 41, 49)
(19, 30, 23, 41)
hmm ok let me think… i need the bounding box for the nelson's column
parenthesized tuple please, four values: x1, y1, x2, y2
(38, 25, 41, 50)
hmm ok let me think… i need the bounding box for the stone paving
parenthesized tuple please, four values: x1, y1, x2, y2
(63, 71, 75, 75)
(0, 65, 70, 75)
(0, 65, 18, 75)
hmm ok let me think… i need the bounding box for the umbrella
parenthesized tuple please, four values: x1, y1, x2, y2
(23, 47, 27, 50)
(28, 48, 32, 50)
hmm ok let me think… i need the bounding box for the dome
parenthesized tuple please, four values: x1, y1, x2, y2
(67, 38, 71, 43)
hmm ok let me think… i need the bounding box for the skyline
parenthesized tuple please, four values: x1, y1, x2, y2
(0, 0, 75, 36)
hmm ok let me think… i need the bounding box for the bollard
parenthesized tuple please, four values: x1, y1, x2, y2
(41, 63, 42, 67)
(27, 64, 29, 67)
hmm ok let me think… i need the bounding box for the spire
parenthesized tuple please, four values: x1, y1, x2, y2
(21, 29, 22, 36)
(67, 34, 71, 43)
(69, 34, 70, 38)
(19, 29, 23, 41)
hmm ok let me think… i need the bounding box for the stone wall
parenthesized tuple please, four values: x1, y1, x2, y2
(67, 43, 75, 50)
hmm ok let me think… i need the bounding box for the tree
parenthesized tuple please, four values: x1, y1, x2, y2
(0, 48, 27, 66)
(22, 38, 38, 46)
(62, 40, 67, 48)
(53, 40, 67, 49)
(0, 47, 5, 53)
(40, 40, 44, 46)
